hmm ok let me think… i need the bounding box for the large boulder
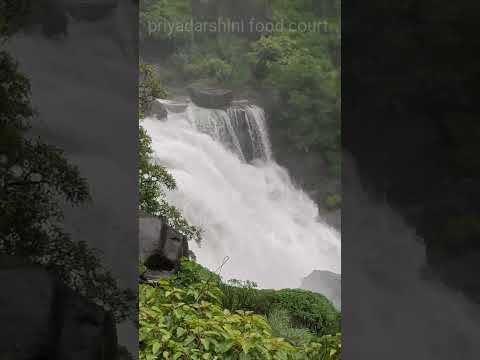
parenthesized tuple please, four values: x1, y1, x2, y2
(147, 99, 190, 119)
(139, 215, 190, 277)
(301, 270, 341, 309)
(0, 256, 118, 359)
(148, 99, 168, 120)
(188, 86, 234, 109)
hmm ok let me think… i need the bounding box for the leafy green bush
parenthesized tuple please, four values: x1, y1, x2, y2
(220, 279, 260, 312)
(139, 62, 169, 117)
(171, 34, 252, 87)
(268, 308, 341, 359)
(172, 257, 221, 288)
(140, 269, 341, 360)
(253, 43, 339, 153)
(267, 308, 314, 346)
(301, 333, 341, 360)
(221, 283, 340, 337)
(140, 0, 192, 42)
(248, 1, 341, 176)
(272, 289, 340, 336)
(182, 57, 233, 83)
(0, 48, 134, 322)
(140, 277, 297, 359)
(139, 61, 201, 243)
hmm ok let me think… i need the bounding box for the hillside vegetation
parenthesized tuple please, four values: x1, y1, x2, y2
(140, 259, 341, 360)
(140, 0, 341, 211)
(138, 2, 342, 359)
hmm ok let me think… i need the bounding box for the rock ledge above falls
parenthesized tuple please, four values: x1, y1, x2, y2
(187, 86, 234, 109)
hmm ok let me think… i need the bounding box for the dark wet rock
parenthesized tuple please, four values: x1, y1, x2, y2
(153, 99, 189, 115)
(148, 99, 168, 120)
(0, 256, 118, 359)
(188, 86, 233, 109)
(139, 216, 189, 272)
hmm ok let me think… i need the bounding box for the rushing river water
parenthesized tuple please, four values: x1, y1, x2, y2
(143, 99, 341, 289)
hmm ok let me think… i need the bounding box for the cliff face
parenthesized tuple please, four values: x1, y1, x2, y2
(0, 256, 118, 360)
(301, 270, 341, 310)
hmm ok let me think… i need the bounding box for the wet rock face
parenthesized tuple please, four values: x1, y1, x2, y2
(139, 216, 189, 275)
(0, 256, 117, 360)
(0, 260, 56, 359)
(188, 86, 234, 109)
(301, 270, 341, 309)
(148, 99, 168, 120)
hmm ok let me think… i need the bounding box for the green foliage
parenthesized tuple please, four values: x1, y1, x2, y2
(139, 61, 201, 243)
(139, 260, 341, 360)
(140, 0, 192, 42)
(140, 0, 341, 176)
(266, 308, 341, 359)
(249, 2, 341, 176)
(301, 333, 341, 360)
(172, 257, 221, 288)
(324, 194, 342, 210)
(140, 278, 296, 360)
(270, 289, 340, 336)
(250, 38, 340, 157)
(172, 35, 252, 87)
(221, 283, 340, 337)
(0, 26, 134, 321)
(267, 308, 314, 346)
(184, 57, 233, 84)
(139, 62, 169, 118)
(221, 279, 260, 314)
(248, 34, 298, 80)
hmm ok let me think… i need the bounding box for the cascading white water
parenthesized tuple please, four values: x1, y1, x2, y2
(143, 99, 341, 289)
(186, 103, 272, 162)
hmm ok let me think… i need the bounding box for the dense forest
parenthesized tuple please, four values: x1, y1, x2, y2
(139, 0, 341, 359)
(140, 0, 341, 217)
(1, 2, 136, 358)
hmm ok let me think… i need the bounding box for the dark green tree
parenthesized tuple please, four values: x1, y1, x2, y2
(139, 61, 201, 242)
(0, 5, 135, 322)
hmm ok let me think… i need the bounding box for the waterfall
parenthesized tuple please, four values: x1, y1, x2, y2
(143, 99, 341, 289)
(186, 102, 272, 162)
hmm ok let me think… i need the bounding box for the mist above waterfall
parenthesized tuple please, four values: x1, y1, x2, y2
(143, 100, 341, 289)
